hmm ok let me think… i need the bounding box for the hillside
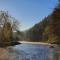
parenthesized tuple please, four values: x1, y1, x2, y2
(22, 3, 60, 44)
(24, 15, 51, 42)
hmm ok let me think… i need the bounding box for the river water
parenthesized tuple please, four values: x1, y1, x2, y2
(0, 44, 54, 60)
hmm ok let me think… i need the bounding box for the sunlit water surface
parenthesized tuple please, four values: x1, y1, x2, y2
(0, 44, 54, 60)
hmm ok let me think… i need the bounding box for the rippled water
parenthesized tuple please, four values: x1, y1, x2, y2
(14, 44, 54, 60)
(0, 44, 54, 60)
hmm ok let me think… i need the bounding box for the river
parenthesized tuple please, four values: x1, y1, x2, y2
(0, 44, 54, 60)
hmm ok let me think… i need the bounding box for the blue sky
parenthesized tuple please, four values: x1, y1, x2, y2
(0, 0, 58, 31)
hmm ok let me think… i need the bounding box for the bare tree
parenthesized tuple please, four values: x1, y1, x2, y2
(0, 11, 20, 47)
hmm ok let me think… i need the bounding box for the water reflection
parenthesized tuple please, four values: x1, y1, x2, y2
(0, 44, 54, 60)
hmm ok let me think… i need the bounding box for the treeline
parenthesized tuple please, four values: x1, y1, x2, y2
(24, 2, 60, 44)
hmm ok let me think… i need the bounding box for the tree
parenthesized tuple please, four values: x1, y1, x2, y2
(43, 26, 58, 43)
(0, 22, 13, 46)
(0, 11, 19, 31)
(2, 22, 13, 42)
(43, 1, 60, 44)
(51, 2, 60, 44)
(0, 11, 20, 46)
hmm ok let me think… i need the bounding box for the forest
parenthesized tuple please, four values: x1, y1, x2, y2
(22, 2, 60, 44)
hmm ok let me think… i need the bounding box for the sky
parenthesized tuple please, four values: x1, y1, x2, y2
(0, 0, 58, 31)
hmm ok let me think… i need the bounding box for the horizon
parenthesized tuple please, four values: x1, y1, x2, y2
(0, 0, 58, 31)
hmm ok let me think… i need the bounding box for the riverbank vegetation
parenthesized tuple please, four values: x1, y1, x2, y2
(0, 11, 20, 47)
